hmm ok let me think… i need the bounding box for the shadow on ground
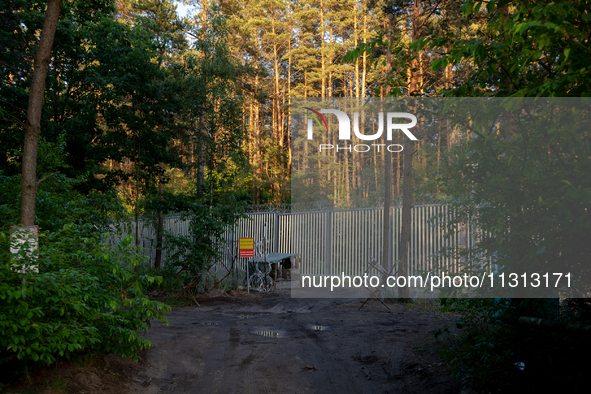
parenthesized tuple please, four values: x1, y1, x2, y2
(3, 289, 463, 394)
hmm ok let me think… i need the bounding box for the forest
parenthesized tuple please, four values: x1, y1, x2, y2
(1, 0, 591, 392)
(0, 0, 501, 212)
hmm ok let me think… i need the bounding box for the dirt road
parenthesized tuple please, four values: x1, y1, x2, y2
(124, 289, 460, 394)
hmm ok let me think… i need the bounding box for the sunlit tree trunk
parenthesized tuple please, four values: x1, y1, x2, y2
(362, 12, 367, 99)
(287, 36, 292, 196)
(320, 0, 326, 98)
(382, 13, 393, 279)
(398, 0, 421, 302)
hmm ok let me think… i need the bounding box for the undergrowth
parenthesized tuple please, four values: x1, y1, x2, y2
(0, 224, 170, 389)
(432, 298, 591, 392)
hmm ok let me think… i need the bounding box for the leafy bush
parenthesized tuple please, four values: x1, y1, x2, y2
(165, 205, 243, 268)
(0, 172, 129, 233)
(436, 298, 591, 392)
(153, 191, 246, 267)
(0, 224, 170, 377)
(138, 262, 185, 293)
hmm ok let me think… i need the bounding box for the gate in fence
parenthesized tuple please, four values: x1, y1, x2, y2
(105, 204, 479, 279)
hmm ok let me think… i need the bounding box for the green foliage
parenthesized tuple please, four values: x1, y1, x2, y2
(1, 0, 188, 195)
(137, 262, 184, 293)
(436, 298, 591, 392)
(50, 376, 67, 391)
(428, 0, 591, 97)
(83, 13, 185, 192)
(0, 173, 129, 233)
(423, 101, 591, 387)
(163, 195, 248, 272)
(177, 7, 247, 192)
(435, 302, 523, 389)
(133, 0, 189, 63)
(1, 0, 118, 183)
(419, 1, 591, 389)
(425, 100, 591, 298)
(0, 224, 170, 376)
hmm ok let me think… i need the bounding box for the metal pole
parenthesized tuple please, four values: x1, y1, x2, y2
(325, 211, 332, 275)
(264, 222, 269, 289)
(274, 212, 279, 253)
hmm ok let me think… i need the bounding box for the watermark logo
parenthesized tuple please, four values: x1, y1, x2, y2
(304, 109, 417, 153)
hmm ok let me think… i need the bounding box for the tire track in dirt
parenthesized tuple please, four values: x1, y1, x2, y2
(207, 324, 241, 394)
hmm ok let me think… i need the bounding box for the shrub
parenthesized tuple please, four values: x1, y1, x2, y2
(436, 298, 591, 392)
(0, 172, 129, 233)
(161, 195, 247, 294)
(137, 262, 184, 293)
(0, 223, 170, 376)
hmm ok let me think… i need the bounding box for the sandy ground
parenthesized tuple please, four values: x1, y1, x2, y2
(123, 288, 461, 394)
(3, 287, 464, 394)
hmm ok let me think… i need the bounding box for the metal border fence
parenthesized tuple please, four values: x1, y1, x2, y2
(105, 204, 480, 278)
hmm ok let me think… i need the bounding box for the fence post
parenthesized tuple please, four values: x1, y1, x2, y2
(325, 211, 332, 275)
(388, 207, 393, 275)
(274, 212, 279, 253)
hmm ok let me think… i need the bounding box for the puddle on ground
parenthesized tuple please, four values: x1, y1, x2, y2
(308, 324, 330, 331)
(192, 321, 219, 326)
(253, 329, 285, 338)
(158, 373, 172, 390)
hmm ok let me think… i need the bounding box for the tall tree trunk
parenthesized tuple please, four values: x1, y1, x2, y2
(382, 13, 393, 280)
(397, 133, 401, 195)
(252, 70, 261, 204)
(344, 103, 350, 206)
(304, 69, 307, 99)
(354, 7, 359, 98)
(398, 138, 414, 300)
(355, 111, 363, 201)
(195, 0, 209, 199)
(196, 141, 205, 197)
(20, 0, 62, 226)
(273, 40, 283, 204)
(134, 151, 140, 278)
(419, 50, 424, 95)
(398, 0, 421, 302)
(287, 37, 292, 191)
(362, 12, 367, 99)
(372, 114, 379, 190)
(320, 0, 326, 98)
(155, 163, 164, 269)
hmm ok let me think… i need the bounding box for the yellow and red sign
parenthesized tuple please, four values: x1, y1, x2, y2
(239, 238, 254, 257)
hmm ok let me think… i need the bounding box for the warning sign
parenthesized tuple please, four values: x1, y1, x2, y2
(239, 238, 254, 257)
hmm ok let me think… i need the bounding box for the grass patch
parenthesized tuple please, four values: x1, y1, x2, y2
(71, 354, 95, 368)
(49, 376, 67, 391)
(161, 294, 197, 307)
